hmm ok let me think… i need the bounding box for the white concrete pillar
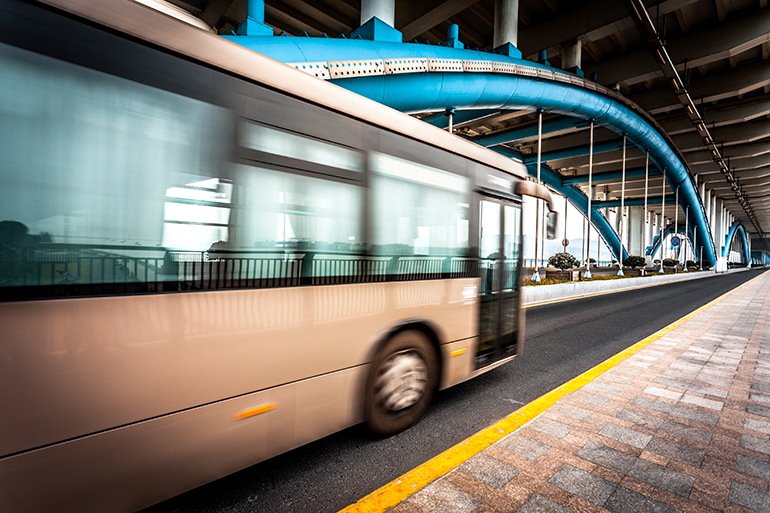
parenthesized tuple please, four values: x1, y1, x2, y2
(361, 0, 395, 26)
(494, 0, 520, 48)
(628, 205, 643, 256)
(562, 39, 582, 70)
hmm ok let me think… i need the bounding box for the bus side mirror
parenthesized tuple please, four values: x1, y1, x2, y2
(546, 211, 558, 240)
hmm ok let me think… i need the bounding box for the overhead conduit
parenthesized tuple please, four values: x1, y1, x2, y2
(223, 34, 717, 265)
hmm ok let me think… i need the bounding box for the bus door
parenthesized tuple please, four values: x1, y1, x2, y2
(476, 196, 522, 368)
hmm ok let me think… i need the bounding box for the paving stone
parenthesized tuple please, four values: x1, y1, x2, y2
(548, 464, 616, 506)
(632, 396, 719, 426)
(617, 408, 664, 429)
(643, 386, 683, 401)
(755, 367, 770, 376)
(517, 493, 573, 513)
(677, 356, 708, 367)
(750, 393, 770, 404)
(752, 383, 770, 394)
(669, 362, 703, 373)
(459, 453, 519, 490)
(604, 485, 682, 513)
(741, 434, 770, 456)
(729, 480, 770, 513)
(577, 441, 639, 474)
(699, 367, 735, 378)
(530, 417, 574, 439)
(754, 374, 770, 384)
(693, 374, 733, 388)
(586, 382, 624, 395)
(498, 434, 550, 461)
(599, 423, 652, 449)
(652, 377, 729, 398)
(573, 391, 608, 407)
(551, 404, 592, 421)
(646, 437, 704, 467)
(680, 392, 724, 411)
(603, 373, 634, 385)
(745, 417, 770, 435)
(748, 403, 770, 419)
(627, 458, 696, 497)
(736, 454, 770, 481)
(659, 419, 713, 444)
(410, 479, 480, 513)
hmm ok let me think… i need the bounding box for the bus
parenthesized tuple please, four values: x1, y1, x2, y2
(0, 0, 555, 511)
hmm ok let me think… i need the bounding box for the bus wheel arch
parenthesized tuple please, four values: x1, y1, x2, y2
(363, 323, 441, 436)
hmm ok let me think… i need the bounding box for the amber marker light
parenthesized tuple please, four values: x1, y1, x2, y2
(234, 403, 277, 421)
(450, 349, 466, 357)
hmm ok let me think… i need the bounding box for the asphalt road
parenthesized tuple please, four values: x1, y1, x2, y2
(143, 268, 766, 513)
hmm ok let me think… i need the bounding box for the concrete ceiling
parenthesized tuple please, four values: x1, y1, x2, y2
(171, 0, 770, 247)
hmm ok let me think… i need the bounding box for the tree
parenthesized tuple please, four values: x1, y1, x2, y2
(623, 255, 646, 268)
(548, 252, 580, 269)
(662, 258, 678, 267)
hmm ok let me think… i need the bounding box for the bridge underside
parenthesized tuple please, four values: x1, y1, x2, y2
(222, 34, 736, 267)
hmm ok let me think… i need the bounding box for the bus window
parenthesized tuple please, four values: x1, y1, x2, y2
(369, 152, 471, 278)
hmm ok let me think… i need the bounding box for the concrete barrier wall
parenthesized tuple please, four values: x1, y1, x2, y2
(522, 268, 750, 306)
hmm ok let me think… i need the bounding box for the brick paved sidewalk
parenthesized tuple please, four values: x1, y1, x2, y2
(393, 270, 770, 513)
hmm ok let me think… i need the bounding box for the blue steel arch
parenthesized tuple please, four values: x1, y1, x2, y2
(723, 222, 751, 264)
(222, 35, 716, 266)
(647, 223, 700, 263)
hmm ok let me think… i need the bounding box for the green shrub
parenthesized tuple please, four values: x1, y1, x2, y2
(548, 252, 580, 269)
(623, 255, 646, 268)
(662, 258, 679, 267)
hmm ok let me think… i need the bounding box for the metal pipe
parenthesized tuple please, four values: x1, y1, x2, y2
(659, 168, 666, 272)
(684, 206, 689, 270)
(641, 150, 648, 259)
(675, 187, 679, 271)
(532, 110, 543, 281)
(618, 135, 626, 275)
(585, 120, 594, 279)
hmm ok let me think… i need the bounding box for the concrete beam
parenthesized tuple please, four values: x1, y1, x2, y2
(659, 99, 770, 135)
(400, 0, 481, 41)
(517, 0, 700, 58)
(588, 8, 770, 88)
(632, 59, 770, 114)
(702, 167, 770, 183)
(471, 116, 585, 147)
(671, 118, 770, 152)
(680, 140, 770, 165)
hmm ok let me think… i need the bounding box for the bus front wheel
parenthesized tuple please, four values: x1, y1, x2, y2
(364, 330, 439, 436)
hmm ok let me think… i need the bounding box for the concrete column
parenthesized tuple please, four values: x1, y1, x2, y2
(628, 205, 643, 256)
(562, 39, 582, 72)
(494, 0, 520, 48)
(361, 0, 395, 26)
(704, 187, 710, 225)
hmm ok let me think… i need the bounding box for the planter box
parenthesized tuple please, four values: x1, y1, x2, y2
(546, 270, 580, 281)
(623, 268, 646, 277)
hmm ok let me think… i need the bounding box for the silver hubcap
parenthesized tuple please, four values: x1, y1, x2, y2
(374, 349, 428, 412)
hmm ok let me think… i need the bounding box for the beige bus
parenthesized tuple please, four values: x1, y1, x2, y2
(0, 0, 554, 511)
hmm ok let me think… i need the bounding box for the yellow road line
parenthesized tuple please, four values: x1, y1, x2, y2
(339, 271, 764, 513)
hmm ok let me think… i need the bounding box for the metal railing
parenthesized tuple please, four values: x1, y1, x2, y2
(1, 244, 479, 299)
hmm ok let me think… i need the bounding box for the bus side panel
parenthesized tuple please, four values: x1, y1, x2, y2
(0, 279, 476, 458)
(0, 366, 363, 513)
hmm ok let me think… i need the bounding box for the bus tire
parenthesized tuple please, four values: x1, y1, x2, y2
(364, 330, 439, 436)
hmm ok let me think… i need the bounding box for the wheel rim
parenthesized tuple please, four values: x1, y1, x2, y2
(373, 349, 428, 412)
